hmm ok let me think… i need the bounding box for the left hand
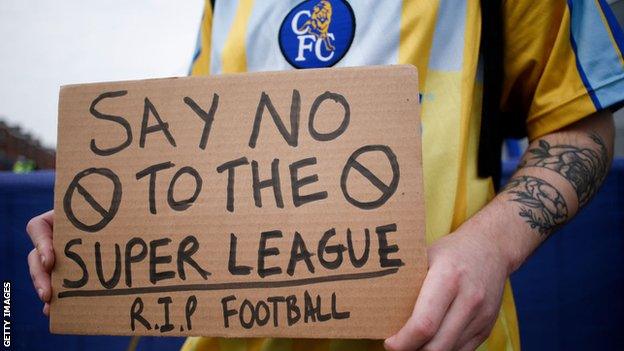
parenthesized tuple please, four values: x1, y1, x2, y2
(384, 225, 511, 351)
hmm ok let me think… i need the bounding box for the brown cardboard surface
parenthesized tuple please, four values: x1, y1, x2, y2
(51, 65, 426, 339)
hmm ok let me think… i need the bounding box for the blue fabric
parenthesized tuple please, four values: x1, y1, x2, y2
(504, 139, 523, 159)
(1, 161, 623, 350)
(568, 0, 624, 109)
(0, 170, 184, 351)
(505, 159, 624, 350)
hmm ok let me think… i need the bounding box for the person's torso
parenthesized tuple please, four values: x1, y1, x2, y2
(200, 0, 493, 240)
(186, 1, 519, 350)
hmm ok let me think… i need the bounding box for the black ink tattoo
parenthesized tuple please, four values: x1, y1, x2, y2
(520, 133, 609, 207)
(503, 176, 568, 236)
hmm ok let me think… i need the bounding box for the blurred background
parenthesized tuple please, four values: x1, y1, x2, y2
(0, 0, 203, 170)
(0, 1, 202, 350)
(0, 1, 623, 350)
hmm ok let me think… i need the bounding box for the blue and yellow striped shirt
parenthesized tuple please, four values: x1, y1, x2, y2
(185, 1, 624, 350)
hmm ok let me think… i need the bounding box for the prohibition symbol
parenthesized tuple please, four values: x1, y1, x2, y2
(340, 145, 400, 209)
(63, 167, 122, 232)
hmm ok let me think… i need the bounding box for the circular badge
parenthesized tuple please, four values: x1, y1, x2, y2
(279, 0, 356, 69)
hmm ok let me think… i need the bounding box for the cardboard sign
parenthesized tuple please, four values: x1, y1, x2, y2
(51, 65, 426, 339)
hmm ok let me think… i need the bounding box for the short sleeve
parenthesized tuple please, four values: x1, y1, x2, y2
(190, 0, 213, 76)
(501, 0, 624, 140)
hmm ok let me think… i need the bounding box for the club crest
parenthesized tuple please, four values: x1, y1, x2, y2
(279, 0, 356, 69)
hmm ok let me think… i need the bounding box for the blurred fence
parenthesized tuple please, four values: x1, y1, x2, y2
(1, 160, 623, 350)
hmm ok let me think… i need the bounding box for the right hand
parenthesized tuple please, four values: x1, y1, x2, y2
(26, 210, 55, 316)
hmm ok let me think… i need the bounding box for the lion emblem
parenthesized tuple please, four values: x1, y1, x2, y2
(298, 0, 335, 51)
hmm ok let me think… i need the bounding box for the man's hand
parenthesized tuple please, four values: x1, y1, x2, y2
(385, 110, 614, 351)
(26, 210, 55, 316)
(384, 221, 511, 351)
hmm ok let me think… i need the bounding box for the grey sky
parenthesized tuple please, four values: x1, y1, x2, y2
(2, 1, 623, 155)
(0, 0, 204, 148)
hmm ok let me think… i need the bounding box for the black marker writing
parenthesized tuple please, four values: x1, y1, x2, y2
(308, 91, 350, 142)
(63, 238, 88, 289)
(149, 238, 175, 284)
(157, 296, 175, 332)
(63, 167, 122, 232)
(130, 297, 152, 331)
(140, 98, 177, 148)
(258, 230, 282, 278)
(216, 157, 249, 212)
(228, 233, 252, 275)
(136, 161, 175, 215)
(184, 94, 219, 150)
(248, 90, 301, 148)
(125, 237, 147, 287)
(341, 145, 400, 209)
(177, 236, 211, 280)
(318, 228, 347, 270)
(89, 90, 131, 156)
(252, 159, 284, 208)
(167, 166, 203, 211)
(289, 157, 328, 207)
(287, 232, 315, 276)
(95, 242, 121, 289)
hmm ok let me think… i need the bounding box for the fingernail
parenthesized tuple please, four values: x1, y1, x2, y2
(40, 254, 46, 266)
(37, 288, 44, 300)
(386, 336, 399, 348)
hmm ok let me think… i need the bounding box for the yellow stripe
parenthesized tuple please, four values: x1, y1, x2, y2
(191, 0, 213, 76)
(292, 339, 330, 351)
(485, 314, 507, 351)
(247, 338, 264, 351)
(506, 282, 521, 350)
(463, 82, 493, 218)
(401, 0, 453, 244)
(399, 0, 440, 87)
(366, 340, 386, 351)
(221, 0, 254, 73)
(219, 338, 248, 351)
(594, 0, 624, 65)
(450, 2, 480, 230)
(258, 338, 293, 351)
(484, 282, 520, 350)
(181, 336, 221, 351)
(328, 340, 370, 351)
(419, 71, 464, 243)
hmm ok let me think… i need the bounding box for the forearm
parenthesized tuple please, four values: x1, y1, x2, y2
(385, 112, 614, 351)
(462, 110, 615, 273)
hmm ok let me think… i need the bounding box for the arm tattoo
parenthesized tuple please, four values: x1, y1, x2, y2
(519, 133, 609, 207)
(503, 176, 568, 236)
